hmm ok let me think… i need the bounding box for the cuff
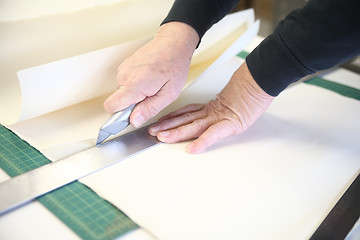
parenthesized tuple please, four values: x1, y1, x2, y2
(246, 32, 314, 96)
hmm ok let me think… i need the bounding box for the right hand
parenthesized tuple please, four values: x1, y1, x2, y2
(104, 22, 199, 128)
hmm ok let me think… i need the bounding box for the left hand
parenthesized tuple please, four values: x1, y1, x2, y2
(148, 62, 274, 153)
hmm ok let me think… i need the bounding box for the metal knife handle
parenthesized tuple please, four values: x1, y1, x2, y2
(100, 103, 137, 134)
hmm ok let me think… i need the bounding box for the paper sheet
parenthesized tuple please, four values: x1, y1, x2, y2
(2, 10, 258, 158)
(0, 0, 127, 21)
(81, 57, 360, 240)
(17, 37, 150, 122)
(0, 0, 174, 124)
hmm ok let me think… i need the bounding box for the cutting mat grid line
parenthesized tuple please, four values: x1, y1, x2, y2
(0, 126, 138, 240)
(0, 129, 48, 176)
(304, 76, 360, 100)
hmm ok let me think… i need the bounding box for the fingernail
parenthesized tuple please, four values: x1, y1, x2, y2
(159, 131, 170, 137)
(133, 114, 144, 128)
(150, 125, 160, 133)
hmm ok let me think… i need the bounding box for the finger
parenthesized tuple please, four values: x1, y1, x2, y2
(156, 117, 213, 143)
(130, 90, 176, 128)
(157, 104, 204, 122)
(149, 108, 207, 135)
(185, 120, 238, 154)
(104, 87, 144, 114)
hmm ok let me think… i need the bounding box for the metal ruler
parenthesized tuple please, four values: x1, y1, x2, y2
(0, 125, 158, 239)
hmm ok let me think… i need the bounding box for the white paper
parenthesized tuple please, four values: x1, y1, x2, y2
(0, 0, 174, 124)
(0, 0, 127, 21)
(81, 57, 360, 240)
(4, 10, 258, 158)
(17, 37, 150, 121)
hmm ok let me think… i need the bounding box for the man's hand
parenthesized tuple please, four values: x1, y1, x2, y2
(149, 62, 274, 153)
(104, 22, 199, 128)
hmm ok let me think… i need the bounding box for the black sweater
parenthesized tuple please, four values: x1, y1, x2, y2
(162, 0, 360, 96)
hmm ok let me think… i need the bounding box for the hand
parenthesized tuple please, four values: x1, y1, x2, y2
(104, 22, 199, 128)
(149, 62, 274, 153)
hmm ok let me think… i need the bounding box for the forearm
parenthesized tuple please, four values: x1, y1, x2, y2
(247, 0, 360, 96)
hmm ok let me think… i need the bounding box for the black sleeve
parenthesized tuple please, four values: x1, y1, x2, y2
(161, 0, 240, 39)
(162, 0, 360, 97)
(246, 0, 360, 96)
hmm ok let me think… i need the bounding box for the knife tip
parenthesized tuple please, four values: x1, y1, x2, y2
(96, 131, 111, 146)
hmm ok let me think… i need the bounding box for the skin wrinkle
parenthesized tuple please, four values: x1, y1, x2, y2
(208, 99, 240, 132)
(150, 62, 274, 153)
(143, 97, 161, 117)
(214, 98, 244, 134)
(158, 104, 205, 122)
(143, 80, 178, 118)
(104, 22, 198, 121)
(218, 64, 272, 132)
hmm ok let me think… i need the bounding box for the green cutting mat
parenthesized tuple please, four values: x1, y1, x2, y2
(304, 76, 360, 100)
(0, 126, 138, 240)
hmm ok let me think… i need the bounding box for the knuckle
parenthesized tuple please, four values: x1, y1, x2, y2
(116, 69, 128, 83)
(184, 112, 194, 122)
(103, 96, 118, 113)
(195, 103, 205, 110)
(225, 119, 242, 135)
(162, 128, 182, 143)
(103, 101, 112, 113)
(207, 125, 220, 139)
(192, 119, 204, 130)
(146, 102, 160, 117)
(173, 127, 182, 137)
(188, 103, 203, 112)
(167, 89, 180, 101)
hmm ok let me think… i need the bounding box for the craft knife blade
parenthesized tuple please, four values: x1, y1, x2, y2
(96, 103, 137, 145)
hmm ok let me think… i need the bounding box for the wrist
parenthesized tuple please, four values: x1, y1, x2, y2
(218, 62, 274, 131)
(155, 22, 199, 59)
(237, 62, 274, 102)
